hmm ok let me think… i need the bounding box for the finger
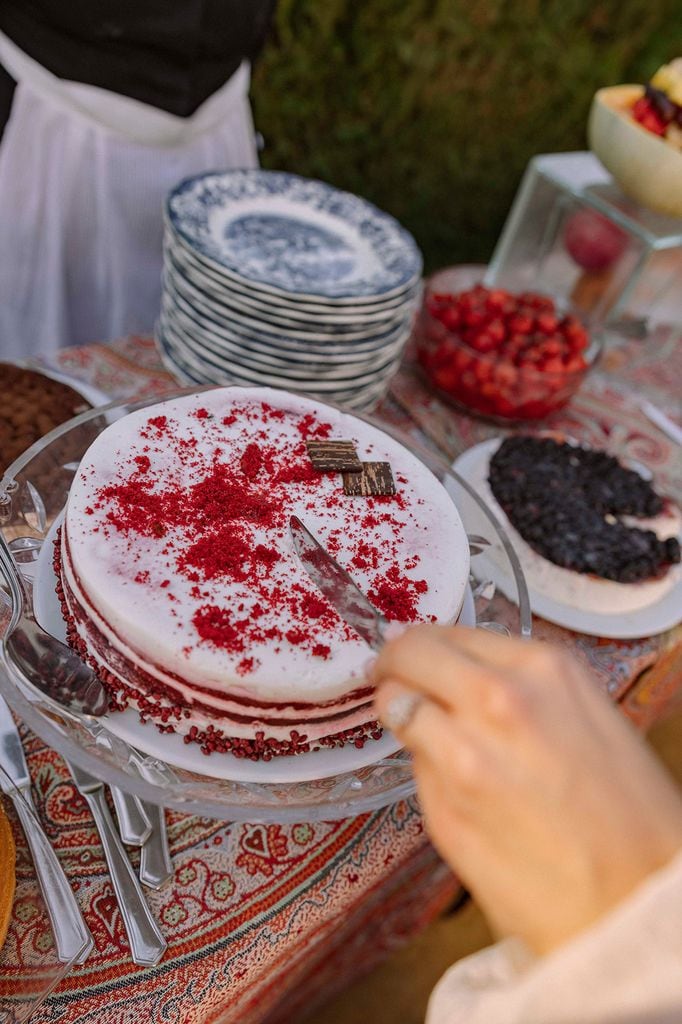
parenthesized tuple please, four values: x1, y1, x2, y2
(377, 624, 556, 677)
(445, 629, 583, 701)
(375, 679, 495, 799)
(375, 679, 450, 745)
(372, 626, 502, 713)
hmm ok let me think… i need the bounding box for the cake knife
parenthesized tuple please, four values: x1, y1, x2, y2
(0, 693, 94, 964)
(289, 515, 388, 651)
(66, 759, 167, 966)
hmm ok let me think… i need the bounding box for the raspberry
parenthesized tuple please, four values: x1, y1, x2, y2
(415, 284, 593, 421)
(508, 314, 534, 335)
(536, 313, 559, 334)
(632, 96, 667, 136)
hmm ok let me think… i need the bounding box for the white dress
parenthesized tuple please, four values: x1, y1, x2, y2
(0, 31, 258, 359)
(427, 849, 682, 1023)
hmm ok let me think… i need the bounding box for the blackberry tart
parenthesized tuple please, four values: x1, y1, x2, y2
(463, 436, 680, 616)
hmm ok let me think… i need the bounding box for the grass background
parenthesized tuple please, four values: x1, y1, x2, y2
(251, 0, 681, 271)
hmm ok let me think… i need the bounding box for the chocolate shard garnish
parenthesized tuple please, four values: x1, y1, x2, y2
(343, 462, 396, 497)
(306, 439, 362, 473)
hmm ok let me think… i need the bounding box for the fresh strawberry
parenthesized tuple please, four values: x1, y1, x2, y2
(632, 96, 668, 136)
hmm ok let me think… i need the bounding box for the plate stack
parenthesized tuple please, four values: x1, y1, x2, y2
(158, 170, 422, 410)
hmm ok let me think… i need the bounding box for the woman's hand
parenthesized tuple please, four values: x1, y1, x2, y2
(372, 625, 682, 955)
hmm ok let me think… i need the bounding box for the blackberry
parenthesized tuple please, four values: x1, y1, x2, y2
(488, 436, 681, 583)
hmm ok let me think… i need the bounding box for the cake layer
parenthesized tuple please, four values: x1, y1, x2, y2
(61, 386, 470, 756)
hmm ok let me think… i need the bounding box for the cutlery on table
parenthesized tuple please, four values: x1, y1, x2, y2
(0, 693, 93, 964)
(67, 760, 167, 966)
(0, 535, 152, 846)
(639, 400, 682, 447)
(111, 787, 152, 847)
(289, 515, 387, 651)
(138, 800, 173, 889)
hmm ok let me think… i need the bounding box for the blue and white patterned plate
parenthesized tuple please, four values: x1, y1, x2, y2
(162, 296, 410, 376)
(165, 242, 422, 327)
(166, 170, 422, 300)
(160, 308, 407, 387)
(156, 325, 398, 410)
(163, 272, 416, 351)
(167, 228, 422, 314)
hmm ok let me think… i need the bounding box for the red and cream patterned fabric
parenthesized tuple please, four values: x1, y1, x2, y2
(14, 722, 452, 1024)
(2, 327, 676, 1023)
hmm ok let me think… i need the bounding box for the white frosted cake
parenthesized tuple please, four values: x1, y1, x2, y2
(57, 387, 469, 759)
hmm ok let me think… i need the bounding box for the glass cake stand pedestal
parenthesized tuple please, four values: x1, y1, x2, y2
(0, 390, 530, 824)
(486, 151, 682, 337)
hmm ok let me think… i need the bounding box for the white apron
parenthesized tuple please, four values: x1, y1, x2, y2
(0, 31, 258, 359)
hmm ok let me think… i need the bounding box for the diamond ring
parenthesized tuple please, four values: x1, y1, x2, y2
(381, 691, 423, 733)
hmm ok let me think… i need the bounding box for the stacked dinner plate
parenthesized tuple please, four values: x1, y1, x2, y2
(158, 170, 422, 410)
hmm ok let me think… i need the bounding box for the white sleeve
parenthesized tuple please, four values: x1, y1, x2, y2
(427, 849, 682, 1024)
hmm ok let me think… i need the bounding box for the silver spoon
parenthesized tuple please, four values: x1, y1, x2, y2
(0, 532, 108, 716)
(0, 536, 157, 842)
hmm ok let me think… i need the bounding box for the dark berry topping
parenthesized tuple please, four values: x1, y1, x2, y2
(488, 436, 681, 583)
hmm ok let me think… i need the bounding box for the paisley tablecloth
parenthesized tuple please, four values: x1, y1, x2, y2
(3, 325, 680, 1024)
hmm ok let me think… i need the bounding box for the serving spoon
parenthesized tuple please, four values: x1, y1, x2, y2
(0, 531, 108, 716)
(0, 533, 154, 843)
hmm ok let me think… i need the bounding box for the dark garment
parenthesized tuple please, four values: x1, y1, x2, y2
(0, 0, 275, 119)
(0, 61, 13, 142)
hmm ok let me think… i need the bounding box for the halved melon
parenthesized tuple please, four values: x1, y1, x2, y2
(588, 85, 682, 219)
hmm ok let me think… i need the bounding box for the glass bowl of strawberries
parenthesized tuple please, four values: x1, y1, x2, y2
(415, 281, 600, 423)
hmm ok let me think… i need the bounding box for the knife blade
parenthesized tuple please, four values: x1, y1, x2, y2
(67, 760, 167, 966)
(0, 693, 93, 964)
(289, 515, 387, 651)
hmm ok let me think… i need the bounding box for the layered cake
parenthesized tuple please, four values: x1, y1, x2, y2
(480, 436, 681, 614)
(57, 387, 469, 759)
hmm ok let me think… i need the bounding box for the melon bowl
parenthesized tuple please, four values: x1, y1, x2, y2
(588, 84, 682, 219)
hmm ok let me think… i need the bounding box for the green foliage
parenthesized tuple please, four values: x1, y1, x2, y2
(251, 0, 681, 271)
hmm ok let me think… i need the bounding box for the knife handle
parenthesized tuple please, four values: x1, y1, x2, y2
(13, 789, 93, 964)
(139, 801, 173, 890)
(111, 787, 152, 846)
(83, 787, 167, 966)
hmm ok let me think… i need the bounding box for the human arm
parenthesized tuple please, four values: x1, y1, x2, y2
(371, 625, 682, 955)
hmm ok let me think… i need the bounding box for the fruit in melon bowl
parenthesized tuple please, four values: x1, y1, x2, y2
(588, 60, 682, 218)
(415, 283, 600, 423)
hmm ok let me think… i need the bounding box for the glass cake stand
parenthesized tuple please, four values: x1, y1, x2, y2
(0, 389, 531, 823)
